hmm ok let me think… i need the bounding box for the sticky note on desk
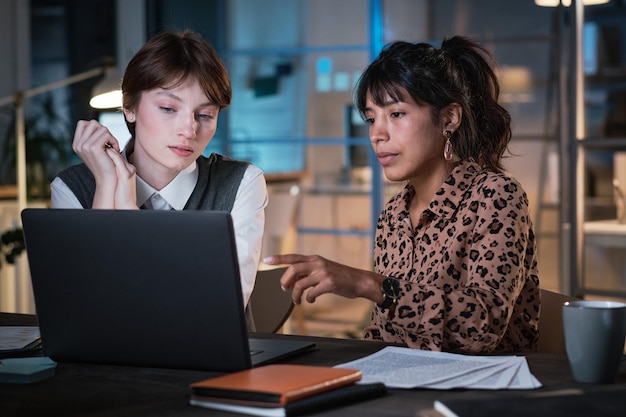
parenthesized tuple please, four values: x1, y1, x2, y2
(0, 357, 56, 384)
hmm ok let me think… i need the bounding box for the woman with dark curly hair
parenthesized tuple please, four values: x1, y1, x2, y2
(266, 37, 539, 354)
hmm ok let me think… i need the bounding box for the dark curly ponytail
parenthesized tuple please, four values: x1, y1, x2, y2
(355, 36, 511, 172)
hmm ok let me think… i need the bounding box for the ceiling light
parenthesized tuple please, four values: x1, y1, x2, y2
(89, 65, 122, 109)
(535, 0, 610, 6)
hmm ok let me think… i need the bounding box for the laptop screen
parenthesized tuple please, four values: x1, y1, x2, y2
(22, 209, 254, 371)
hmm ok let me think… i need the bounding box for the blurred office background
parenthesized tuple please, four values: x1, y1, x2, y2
(1, 0, 625, 337)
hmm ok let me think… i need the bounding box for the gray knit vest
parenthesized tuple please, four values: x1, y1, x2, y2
(56, 153, 248, 212)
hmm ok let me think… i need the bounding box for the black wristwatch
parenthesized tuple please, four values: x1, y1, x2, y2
(379, 276, 401, 309)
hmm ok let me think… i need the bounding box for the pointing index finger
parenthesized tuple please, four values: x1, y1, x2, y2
(263, 253, 309, 266)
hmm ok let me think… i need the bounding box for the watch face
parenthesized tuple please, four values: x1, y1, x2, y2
(382, 277, 401, 298)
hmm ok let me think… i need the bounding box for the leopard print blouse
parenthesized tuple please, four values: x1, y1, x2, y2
(363, 161, 540, 354)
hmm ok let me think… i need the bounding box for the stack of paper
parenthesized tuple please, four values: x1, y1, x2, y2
(336, 346, 542, 390)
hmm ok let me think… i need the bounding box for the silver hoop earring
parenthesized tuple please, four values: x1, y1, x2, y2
(443, 130, 453, 161)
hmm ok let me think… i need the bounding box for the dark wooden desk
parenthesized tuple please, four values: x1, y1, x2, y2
(1, 313, 625, 417)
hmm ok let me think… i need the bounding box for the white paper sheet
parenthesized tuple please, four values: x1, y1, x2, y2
(335, 346, 542, 390)
(0, 326, 40, 351)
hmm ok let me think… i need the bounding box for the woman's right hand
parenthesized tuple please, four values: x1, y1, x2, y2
(263, 254, 385, 305)
(72, 120, 120, 182)
(72, 120, 137, 209)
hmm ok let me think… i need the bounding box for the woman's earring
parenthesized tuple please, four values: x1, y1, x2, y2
(443, 130, 453, 161)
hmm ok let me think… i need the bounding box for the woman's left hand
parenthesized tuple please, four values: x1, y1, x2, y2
(107, 148, 137, 209)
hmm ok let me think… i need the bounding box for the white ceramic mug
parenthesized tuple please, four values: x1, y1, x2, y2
(562, 300, 626, 383)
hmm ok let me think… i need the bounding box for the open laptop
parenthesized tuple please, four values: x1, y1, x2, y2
(21, 209, 315, 372)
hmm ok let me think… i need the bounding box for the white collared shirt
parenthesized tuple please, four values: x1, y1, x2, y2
(50, 159, 268, 307)
(134, 162, 197, 210)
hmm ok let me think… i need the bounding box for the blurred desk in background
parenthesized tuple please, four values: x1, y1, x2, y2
(581, 219, 626, 299)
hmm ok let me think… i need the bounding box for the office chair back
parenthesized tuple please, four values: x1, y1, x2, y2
(249, 267, 294, 333)
(537, 288, 580, 354)
(261, 185, 301, 260)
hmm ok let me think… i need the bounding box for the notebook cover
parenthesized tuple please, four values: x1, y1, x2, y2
(190, 382, 387, 417)
(189, 364, 362, 405)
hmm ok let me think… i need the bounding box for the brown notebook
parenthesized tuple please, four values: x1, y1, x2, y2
(189, 382, 387, 417)
(189, 364, 362, 406)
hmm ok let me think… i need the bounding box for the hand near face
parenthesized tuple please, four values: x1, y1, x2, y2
(107, 147, 137, 209)
(72, 120, 137, 209)
(72, 120, 119, 177)
(263, 254, 382, 305)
